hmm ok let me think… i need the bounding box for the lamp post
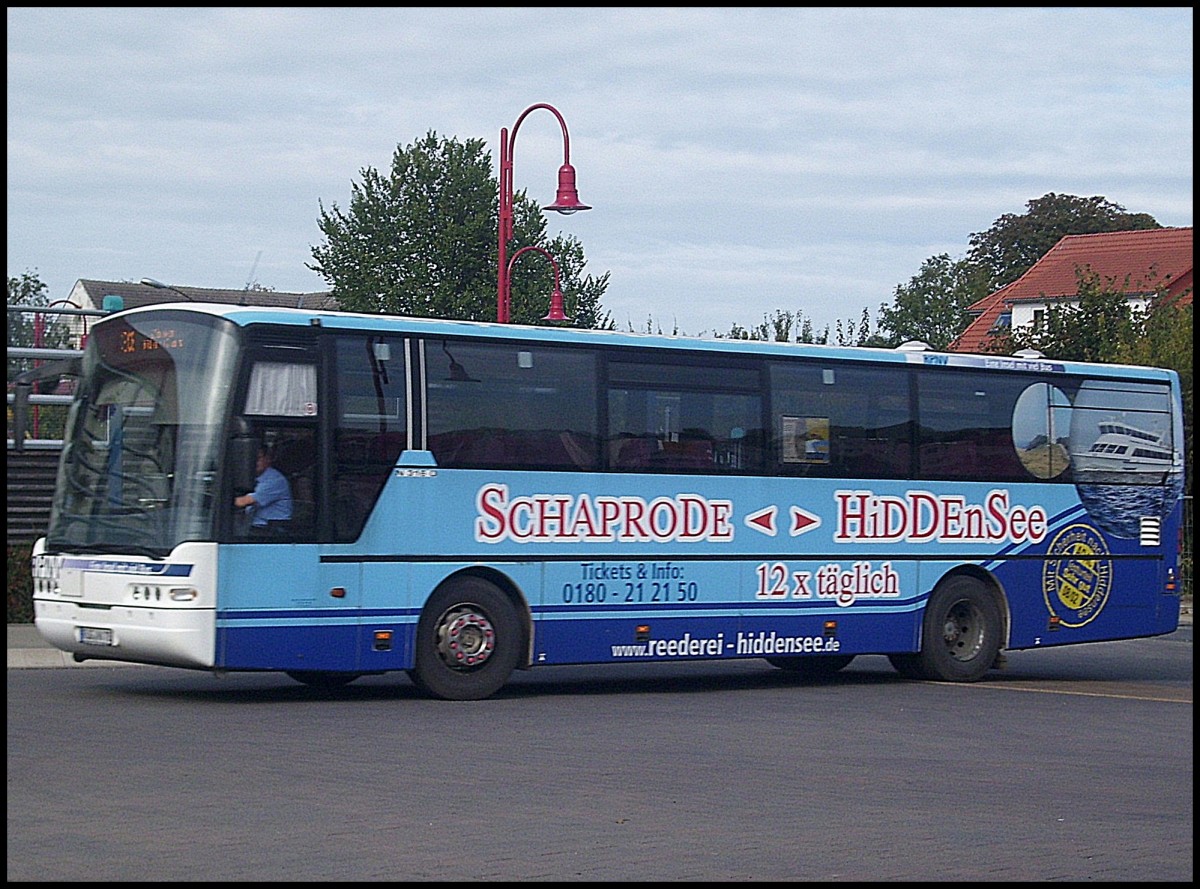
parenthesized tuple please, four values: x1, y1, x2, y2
(497, 102, 590, 323)
(140, 277, 195, 302)
(508, 246, 570, 322)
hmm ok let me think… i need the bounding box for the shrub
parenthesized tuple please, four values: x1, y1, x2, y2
(7, 543, 34, 623)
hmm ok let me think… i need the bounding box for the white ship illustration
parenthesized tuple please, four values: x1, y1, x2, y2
(1071, 420, 1176, 483)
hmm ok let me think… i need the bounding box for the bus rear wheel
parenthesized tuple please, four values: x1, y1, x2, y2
(408, 577, 521, 701)
(889, 576, 1001, 682)
(765, 655, 855, 676)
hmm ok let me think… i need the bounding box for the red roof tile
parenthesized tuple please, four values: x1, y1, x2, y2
(950, 227, 1192, 353)
(952, 281, 1019, 353)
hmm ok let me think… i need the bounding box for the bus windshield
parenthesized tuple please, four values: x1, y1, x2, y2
(46, 311, 241, 556)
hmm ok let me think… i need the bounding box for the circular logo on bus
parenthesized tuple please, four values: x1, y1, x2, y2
(1041, 523, 1112, 627)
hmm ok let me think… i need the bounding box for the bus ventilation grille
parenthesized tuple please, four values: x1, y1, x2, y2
(1139, 517, 1161, 547)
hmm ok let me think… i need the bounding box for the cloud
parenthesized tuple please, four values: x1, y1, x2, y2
(7, 7, 1192, 335)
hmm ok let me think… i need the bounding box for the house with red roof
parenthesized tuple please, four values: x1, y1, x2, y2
(949, 227, 1193, 353)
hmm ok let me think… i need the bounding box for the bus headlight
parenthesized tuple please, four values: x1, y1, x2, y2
(32, 555, 61, 595)
(131, 585, 198, 602)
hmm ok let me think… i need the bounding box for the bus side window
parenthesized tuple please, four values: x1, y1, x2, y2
(426, 340, 599, 472)
(272, 434, 316, 530)
(917, 370, 1030, 482)
(770, 362, 912, 479)
(606, 362, 761, 475)
(332, 334, 408, 541)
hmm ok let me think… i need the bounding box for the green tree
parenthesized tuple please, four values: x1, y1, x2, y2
(876, 254, 990, 349)
(992, 267, 1193, 500)
(717, 307, 884, 345)
(309, 130, 610, 328)
(719, 309, 808, 342)
(967, 193, 1159, 290)
(7, 269, 73, 441)
(726, 193, 1158, 350)
(1114, 294, 1193, 495)
(8, 269, 47, 350)
(859, 193, 1163, 351)
(992, 270, 1144, 363)
(7, 270, 72, 380)
(628, 316, 683, 336)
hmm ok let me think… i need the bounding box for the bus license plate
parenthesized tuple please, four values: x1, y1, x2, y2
(78, 627, 114, 646)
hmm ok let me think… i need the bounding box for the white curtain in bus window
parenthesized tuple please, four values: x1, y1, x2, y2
(245, 362, 318, 417)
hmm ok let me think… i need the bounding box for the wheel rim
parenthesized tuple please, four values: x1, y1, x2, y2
(941, 599, 986, 663)
(434, 604, 496, 670)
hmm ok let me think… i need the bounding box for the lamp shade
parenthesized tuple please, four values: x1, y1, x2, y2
(544, 164, 591, 215)
(543, 286, 571, 322)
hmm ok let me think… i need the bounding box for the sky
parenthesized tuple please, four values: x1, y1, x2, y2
(6, 7, 1194, 337)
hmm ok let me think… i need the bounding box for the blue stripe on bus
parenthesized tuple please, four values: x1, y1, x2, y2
(532, 599, 926, 616)
(218, 607, 420, 622)
(63, 558, 194, 577)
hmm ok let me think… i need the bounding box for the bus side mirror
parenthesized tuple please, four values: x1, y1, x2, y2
(229, 425, 260, 496)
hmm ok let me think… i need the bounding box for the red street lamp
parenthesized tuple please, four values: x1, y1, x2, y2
(497, 102, 590, 323)
(508, 246, 570, 322)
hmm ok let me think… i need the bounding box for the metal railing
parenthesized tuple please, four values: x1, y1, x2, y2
(6, 303, 106, 451)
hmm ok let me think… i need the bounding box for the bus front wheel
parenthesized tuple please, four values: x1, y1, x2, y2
(889, 576, 1001, 682)
(408, 577, 521, 701)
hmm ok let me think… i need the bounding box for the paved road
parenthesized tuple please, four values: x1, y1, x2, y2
(8, 619, 1192, 881)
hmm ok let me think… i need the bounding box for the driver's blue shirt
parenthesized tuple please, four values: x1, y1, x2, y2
(246, 465, 293, 526)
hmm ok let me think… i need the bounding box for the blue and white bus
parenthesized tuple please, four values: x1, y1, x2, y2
(32, 304, 1186, 699)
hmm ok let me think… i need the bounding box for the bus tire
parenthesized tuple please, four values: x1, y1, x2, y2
(408, 577, 521, 701)
(894, 576, 1002, 682)
(286, 670, 361, 689)
(765, 655, 855, 676)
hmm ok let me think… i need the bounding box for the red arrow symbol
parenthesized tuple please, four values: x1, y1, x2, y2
(744, 506, 778, 536)
(790, 506, 821, 536)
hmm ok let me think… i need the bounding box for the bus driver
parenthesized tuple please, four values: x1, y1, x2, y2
(234, 445, 293, 534)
